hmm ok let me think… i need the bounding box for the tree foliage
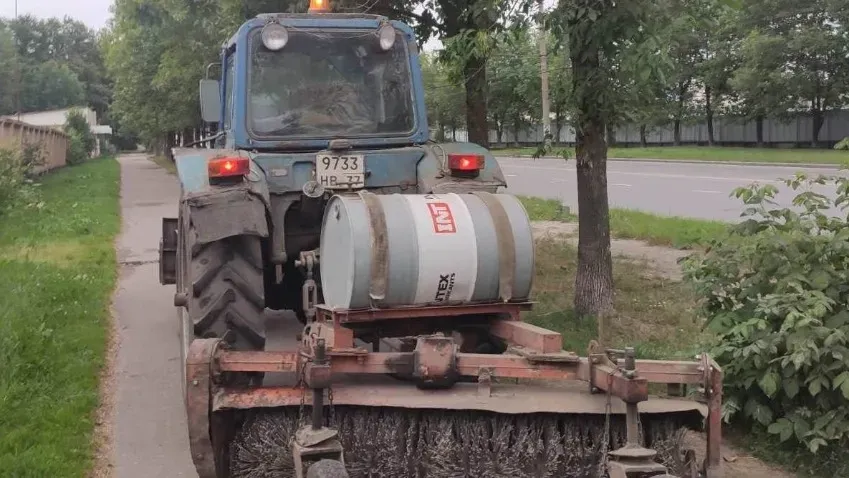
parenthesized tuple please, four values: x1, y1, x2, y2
(421, 53, 466, 140)
(684, 174, 849, 454)
(733, 0, 849, 146)
(0, 144, 43, 214)
(0, 15, 110, 116)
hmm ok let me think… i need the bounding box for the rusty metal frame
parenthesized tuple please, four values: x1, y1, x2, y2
(185, 303, 724, 478)
(316, 302, 531, 324)
(186, 338, 220, 478)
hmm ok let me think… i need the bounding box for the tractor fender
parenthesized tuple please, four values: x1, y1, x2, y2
(417, 142, 508, 194)
(174, 147, 271, 245)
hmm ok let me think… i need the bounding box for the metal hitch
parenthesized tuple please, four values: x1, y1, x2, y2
(293, 338, 345, 478)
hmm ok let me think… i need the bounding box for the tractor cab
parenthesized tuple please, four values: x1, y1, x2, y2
(198, 2, 429, 152)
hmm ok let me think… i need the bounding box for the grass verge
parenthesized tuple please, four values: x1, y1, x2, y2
(0, 157, 120, 476)
(150, 154, 177, 174)
(518, 196, 729, 249)
(495, 146, 849, 165)
(525, 238, 710, 360)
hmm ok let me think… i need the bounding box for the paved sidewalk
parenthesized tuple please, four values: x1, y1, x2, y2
(109, 154, 196, 477)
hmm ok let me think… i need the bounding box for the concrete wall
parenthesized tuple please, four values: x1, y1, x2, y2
(0, 118, 69, 173)
(439, 109, 849, 147)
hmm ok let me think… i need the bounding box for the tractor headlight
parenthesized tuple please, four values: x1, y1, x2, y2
(261, 23, 289, 51)
(378, 23, 396, 51)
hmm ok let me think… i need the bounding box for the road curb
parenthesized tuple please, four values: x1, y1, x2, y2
(495, 154, 844, 169)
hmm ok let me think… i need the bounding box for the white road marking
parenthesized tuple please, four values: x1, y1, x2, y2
(551, 178, 568, 183)
(612, 183, 632, 187)
(505, 174, 517, 177)
(694, 189, 722, 194)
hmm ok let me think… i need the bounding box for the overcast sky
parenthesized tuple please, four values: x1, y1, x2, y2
(0, 0, 112, 29)
(0, 0, 554, 48)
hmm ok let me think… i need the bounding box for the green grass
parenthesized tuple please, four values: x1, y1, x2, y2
(494, 146, 849, 165)
(150, 154, 176, 174)
(525, 239, 710, 360)
(517, 195, 576, 222)
(519, 196, 729, 249)
(0, 157, 120, 476)
(608, 208, 729, 248)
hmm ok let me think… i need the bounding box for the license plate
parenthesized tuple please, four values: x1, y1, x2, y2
(315, 154, 365, 189)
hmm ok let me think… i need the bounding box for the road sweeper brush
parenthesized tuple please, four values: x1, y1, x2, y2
(159, 8, 724, 478)
(178, 192, 723, 478)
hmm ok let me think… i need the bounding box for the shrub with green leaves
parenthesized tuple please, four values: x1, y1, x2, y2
(682, 173, 849, 454)
(63, 108, 96, 164)
(0, 144, 42, 213)
(66, 130, 90, 165)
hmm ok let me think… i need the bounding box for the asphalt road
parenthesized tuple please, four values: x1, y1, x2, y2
(497, 157, 845, 221)
(111, 154, 197, 477)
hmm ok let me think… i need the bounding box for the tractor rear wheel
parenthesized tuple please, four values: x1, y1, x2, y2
(186, 232, 266, 351)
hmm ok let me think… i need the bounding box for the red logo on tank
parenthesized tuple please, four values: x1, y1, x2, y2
(428, 202, 456, 233)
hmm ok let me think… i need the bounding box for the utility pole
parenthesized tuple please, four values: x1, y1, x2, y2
(14, 0, 21, 124)
(537, 0, 551, 148)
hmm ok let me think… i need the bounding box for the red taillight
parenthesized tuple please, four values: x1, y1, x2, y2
(447, 153, 484, 172)
(208, 157, 249, 178)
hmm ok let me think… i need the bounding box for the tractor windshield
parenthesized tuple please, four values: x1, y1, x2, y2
(248, 28, 416, 139)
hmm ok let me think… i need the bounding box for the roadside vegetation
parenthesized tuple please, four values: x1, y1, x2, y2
(518, 196, 729, 249)
(681, 174, 849, 477)
(526, 239, 709, 360)
(495, 146, 849, 165)
(0, 154, 120, 476)
(150, 154, 177, 174)
(525, 177, 849, 477)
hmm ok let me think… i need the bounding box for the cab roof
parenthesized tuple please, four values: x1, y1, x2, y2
(224, 12, 413, 50)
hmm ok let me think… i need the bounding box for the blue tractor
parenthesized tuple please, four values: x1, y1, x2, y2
(160, 7, 508, 354)
(158, 4, 723, 478)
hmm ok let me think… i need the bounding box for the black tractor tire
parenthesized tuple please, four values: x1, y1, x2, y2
(187, 234, 266, 351)
(306, 460, 349, 478)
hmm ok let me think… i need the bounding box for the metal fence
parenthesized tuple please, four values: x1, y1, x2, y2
(0, 118, 69, 173)
(439, 109, 849, 147)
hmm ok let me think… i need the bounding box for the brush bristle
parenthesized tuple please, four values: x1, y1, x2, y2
(229, 406, 693, 478)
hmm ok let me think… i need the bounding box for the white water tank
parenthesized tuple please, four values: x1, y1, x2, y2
(319, 191, 535, 310)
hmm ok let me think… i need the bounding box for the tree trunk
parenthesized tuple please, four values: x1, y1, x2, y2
(570, 40, 614, 321)
(554, 110, 562, 146)
(606, 124, 616, 148)
(451, 126, 456, 142)
(705, 86, 715, 146)
(182, 127, 193, 147)
(756, 115, 764, 147)
(673, 80, 688, 146)
(673, 119, 681, 146)
(639, 125, 647, 148)
(513, 116, 521, 147)
(812, 105, 824, 148)
(463, 55, 489, 147)
(496, 124, 503, 145)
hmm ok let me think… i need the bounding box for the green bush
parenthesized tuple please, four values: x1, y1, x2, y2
(63, 108, 96, 164)
(682, 173, 849, 454)
(66, 130, 89, 165)
(0, 144, 42, 213)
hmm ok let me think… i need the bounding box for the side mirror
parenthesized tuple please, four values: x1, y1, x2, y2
(199, 79, 221, 123)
